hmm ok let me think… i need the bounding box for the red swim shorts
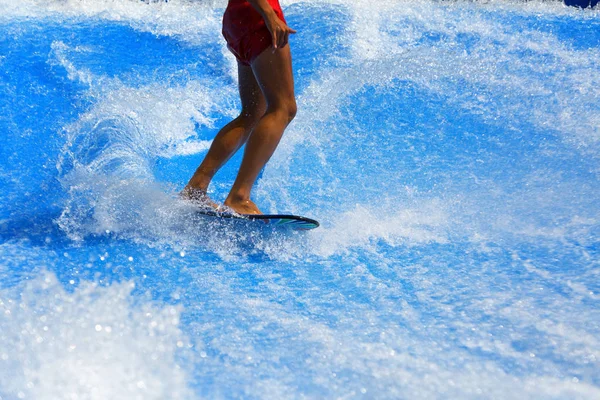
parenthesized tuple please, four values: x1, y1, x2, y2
(222, 0, 287, 66)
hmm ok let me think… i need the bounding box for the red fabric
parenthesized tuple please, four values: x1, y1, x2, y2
(222, 0, 286, 66)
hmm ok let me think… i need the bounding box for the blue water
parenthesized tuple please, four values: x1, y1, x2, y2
(1, 0, 600, 398)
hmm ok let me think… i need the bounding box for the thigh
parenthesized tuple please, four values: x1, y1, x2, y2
(250, 46, 295, 108)
(238, 61, 266, 119)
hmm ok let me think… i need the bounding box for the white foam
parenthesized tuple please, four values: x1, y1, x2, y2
(178, 260, 600, 399)
(54, 75, 227, 239)
(344, 2, 600, 148)
(48, 41, 239, 241)
(306, 202, 451, 258)
(0, 0, 224, 45)
(0, 271, 192, 400)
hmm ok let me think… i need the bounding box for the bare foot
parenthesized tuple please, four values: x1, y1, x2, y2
(223, 197, 262, 215)
(180, 186, 218, 210)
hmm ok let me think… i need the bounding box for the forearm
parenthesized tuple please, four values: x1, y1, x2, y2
(246, 0, 278, 22)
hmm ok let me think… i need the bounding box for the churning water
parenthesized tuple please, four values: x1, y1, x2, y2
(1, 0, 599, 398)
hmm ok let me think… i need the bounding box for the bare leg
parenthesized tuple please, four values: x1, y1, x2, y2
(224, 46, 297, 215)
(182, 62, 266, 204)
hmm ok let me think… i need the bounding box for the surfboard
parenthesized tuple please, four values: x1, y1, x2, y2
(196, 209, 320, 230)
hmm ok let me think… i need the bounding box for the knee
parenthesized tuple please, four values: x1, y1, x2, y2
(271, 100, 297, 124)
(286, 101, 297, 123)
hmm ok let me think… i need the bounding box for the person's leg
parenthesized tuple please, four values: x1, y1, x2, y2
(224, 45, 297, 214)
(182, 61, 266, 203)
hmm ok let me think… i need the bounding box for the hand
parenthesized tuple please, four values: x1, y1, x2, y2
(265, 14, 296, 50)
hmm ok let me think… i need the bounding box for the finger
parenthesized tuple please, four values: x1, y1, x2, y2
(289, 27, 297, 34)
(279, 30, 287, 49)
(281, 30, 289, 48)
(272, 30, 278, 49)
(274, 27, 281, 49)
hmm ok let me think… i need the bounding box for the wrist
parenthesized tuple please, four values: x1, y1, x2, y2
(263, 9, 278, 24)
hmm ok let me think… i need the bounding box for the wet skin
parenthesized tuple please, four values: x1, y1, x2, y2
(183, 6, 296, 215)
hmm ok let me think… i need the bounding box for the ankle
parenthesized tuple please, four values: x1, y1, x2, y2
(186, 178, 210, 192)
(183, 185, 206, 195)
(225, 191, 248, 204)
